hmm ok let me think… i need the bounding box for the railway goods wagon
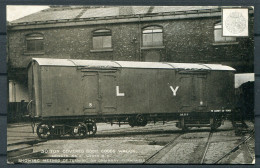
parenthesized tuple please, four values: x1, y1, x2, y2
(27, 58, 235, 139)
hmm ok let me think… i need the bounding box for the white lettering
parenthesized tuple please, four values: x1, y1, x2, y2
(116, 86, 125, 96)
(170, 86, 179, 96)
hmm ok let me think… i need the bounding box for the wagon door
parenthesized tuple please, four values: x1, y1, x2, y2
(99, 72, 117, 114)
(178, 74, 193, 112)
(178, 72, 207, 112)
(192, 73, 207, 111)
(82, 72, 99, 115)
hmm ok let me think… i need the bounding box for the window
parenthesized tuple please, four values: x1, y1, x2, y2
(214, 22, 236, 43)
(26, 33, 44, 52)
(92, 29, 112, 49)
(142, 26, 163, 47)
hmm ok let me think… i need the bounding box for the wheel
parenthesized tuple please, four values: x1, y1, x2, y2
(136, 114, 147, 126)
(210, 117, 221, 131)
(71, 122, 88, 139)
(128, 117, 135, 127)
(215, 121, 221, 128)
(85, 120, 97, 136)
(37, 122, 51, 139)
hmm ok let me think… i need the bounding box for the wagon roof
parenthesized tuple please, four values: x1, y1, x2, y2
(31, 58, 235, 71)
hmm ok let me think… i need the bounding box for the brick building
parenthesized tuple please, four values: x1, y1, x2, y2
(7, 6, 254, 106)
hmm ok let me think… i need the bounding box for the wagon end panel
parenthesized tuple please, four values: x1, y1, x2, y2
(27, 62, 38, 117)
(207, 71, 235, 112)
(29, 62, 42, 118)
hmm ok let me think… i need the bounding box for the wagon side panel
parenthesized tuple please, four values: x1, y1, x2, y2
(117, 68, 150, 115)
(40, 66, 83, 117)
(149, 69, 178, 114)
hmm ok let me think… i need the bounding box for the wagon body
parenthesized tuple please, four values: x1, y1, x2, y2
(28, 58, 235, 121)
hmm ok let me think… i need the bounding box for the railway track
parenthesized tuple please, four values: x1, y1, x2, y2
(8, 121, 254, 164)
(143, 132, 184, 164)
(143, 130, 215, 164)
(98, 122, 177, 134)
(200, 131, 213, 164)
(244, 133, 255, 162)
(143, 127, 254, 164)
(95, 122, 229, 138)
(7, 139, 47, 163)
(213, 129, 255, 164)
(143, 131, 240, 164)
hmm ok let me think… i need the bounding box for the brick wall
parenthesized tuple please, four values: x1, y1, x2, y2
(7, 16, 254, 73)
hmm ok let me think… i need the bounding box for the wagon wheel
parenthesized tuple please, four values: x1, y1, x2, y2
(128, 117, 136, 127)
(36, 122, 51, 139)
(210, 118, 219, 131)
(86, 121, 97, 136)
(136, 114, 147, 126)
(71, 122, 88, 139)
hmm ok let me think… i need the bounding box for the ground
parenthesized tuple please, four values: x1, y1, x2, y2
(7, 120, 255, 164)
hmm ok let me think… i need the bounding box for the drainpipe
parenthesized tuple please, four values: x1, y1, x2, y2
(13, 81, 16, 102)
(138, 15, 142, 61)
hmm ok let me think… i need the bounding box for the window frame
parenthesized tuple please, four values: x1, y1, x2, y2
(213, 22, 238, 45)
(142, 26, 163, 47)
(92, 29, 112, 50)
(25, 33, 44, 53)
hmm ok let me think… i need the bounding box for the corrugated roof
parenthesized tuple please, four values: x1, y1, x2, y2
(12, 8, 83, 24)
(80, 7, 119, 18)
(11, 6, 220, 24)
(71, 59, 120, 68)
(31, 58, 235, 71)
(32, 58, 76, 66)
(203, 64, 236, 71)
(115, 61, 173, 69)
(151, 6, 217, 14)
(168, 63, 209, 70)
(132, 6, 150, 15)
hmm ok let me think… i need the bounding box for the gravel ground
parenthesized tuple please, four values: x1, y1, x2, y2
(156, 142, 197, 164)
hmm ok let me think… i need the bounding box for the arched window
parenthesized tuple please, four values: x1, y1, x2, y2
(214, 22, 236, 43)
(26, 33, 44, 52)
(92, 29, 112, 49)
(142, 26, 163, 47)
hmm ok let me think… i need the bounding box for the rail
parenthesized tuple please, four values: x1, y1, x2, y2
(200, 131, 213, 164)
(214, 129, 255, 164)
(143, 132, 184, 164)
